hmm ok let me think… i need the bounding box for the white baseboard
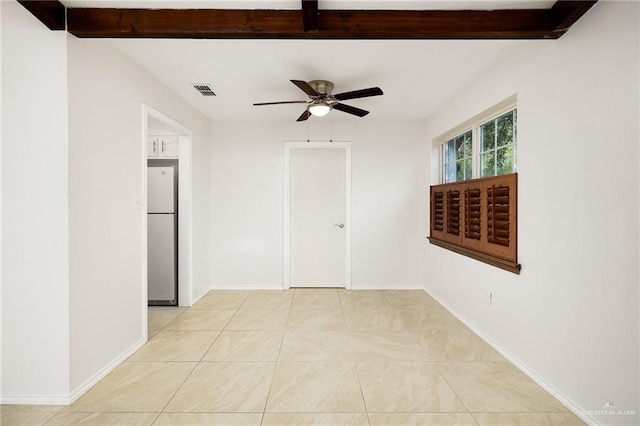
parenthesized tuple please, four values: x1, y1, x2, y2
(185, 288, 209, 307)
(350, 284, 424, 290)
(208, 284, 425, 291)
(68, 336, 147, 404)
(0, 393, 71, 405)
(0, 336, 145, 405)
(423, 288, 600, 426)
(211, 284, 286, 291)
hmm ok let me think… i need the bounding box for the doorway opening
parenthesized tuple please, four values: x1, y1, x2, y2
(143, 106, 193, 335)
(147, 159, 178, 305)
(283, 142, 352, 289)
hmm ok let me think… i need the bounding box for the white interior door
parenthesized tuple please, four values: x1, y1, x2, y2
(290, 148, 346, 288)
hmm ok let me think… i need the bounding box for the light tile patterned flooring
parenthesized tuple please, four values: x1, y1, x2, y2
(1, 289, 585, 425)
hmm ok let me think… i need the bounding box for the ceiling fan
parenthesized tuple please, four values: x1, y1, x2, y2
(253, 80, 384, 122)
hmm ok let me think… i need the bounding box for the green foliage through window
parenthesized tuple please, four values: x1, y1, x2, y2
(480, 110, 517, 178)
(441, 107, 517, 183)
(443, 130, 472, 183)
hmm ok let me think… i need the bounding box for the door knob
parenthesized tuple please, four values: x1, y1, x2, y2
(334, 224, 345, 228)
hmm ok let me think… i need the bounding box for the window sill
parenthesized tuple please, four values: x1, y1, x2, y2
(428, 237, 521, 275)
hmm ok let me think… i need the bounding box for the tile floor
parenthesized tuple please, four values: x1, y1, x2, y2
(1, 289, 586, 425)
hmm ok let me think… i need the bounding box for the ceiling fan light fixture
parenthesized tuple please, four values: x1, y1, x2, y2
(253, 79, 382, 121)
(308, 100, 331, 117)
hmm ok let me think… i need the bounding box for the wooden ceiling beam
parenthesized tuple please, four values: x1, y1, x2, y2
(66, 8, 555, 39)
(550, 1, 598, 33)
(302, 0, 319, 33)
(18, 0, 65, 30)
(67, 9, 302, 38)
(61, 1, 597, 40)
(318, 9, 554, 39)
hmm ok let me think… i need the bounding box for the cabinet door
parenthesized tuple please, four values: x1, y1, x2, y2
(160, 137, 179, 158)
(147, 137, 160, 158)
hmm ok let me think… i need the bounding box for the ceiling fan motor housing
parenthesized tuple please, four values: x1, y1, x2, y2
(309, 80, 334, 97)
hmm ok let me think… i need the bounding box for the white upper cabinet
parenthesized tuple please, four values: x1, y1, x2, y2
(148, 136, 179, 158)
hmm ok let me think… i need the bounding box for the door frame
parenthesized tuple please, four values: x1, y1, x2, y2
(142, 105, 194, 337)
(283, 142, 352, 290)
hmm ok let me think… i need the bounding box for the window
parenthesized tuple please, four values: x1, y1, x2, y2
(430, 97, 520, 273)
(443, 130, 472, 183)
(480, 109, 517, 177)
(439, 99, 517, 183)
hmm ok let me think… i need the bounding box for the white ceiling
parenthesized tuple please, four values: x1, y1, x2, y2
(65, 1, 551, 121)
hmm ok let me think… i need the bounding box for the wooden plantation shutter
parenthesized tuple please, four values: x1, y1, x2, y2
(483, 175, 517, 262)
(447, 190, 461, 236)
(430, 187, 463, 246)
(430, 189, 445, 241)
(428, 173, 519, 274)
(462, 182, 484, 253)
(444, 190, 462, 245)
(488, 185, 510, 246)
(464, 187, 481, 240)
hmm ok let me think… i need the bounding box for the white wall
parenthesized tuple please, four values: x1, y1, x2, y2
(147, 116, 179, 136)
(1, 2, 70, 402)
(423, 2, 639, 424)
(210, 120, 425, 289)
(67, 38, 211, 394)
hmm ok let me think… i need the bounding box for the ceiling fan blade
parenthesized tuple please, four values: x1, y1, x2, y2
(333, 87, 383, 101)
(296, 109, 311, 122)
(253, 100, 308, 106)
(291, 80, 319, 97)
(333, 103, 370, 118)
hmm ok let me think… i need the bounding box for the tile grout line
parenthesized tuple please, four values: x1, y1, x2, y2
(282, 291, 295, 333)
(149, 307, 188, 338)
(152, 293, 249, 417)
(194, 294, 249, 362)
(35, 410, 60, 426)
(149, 411, 163, 425)
(340, 289, 370, 423)
(432, 360, 474, 418)
(259, 295, 293, 425)
(352, 361, 373, 425)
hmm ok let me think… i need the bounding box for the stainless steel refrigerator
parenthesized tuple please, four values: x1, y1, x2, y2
(147, 160, 178, 305)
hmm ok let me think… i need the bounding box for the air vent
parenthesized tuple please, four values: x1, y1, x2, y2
(193, 84, 216, 96)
